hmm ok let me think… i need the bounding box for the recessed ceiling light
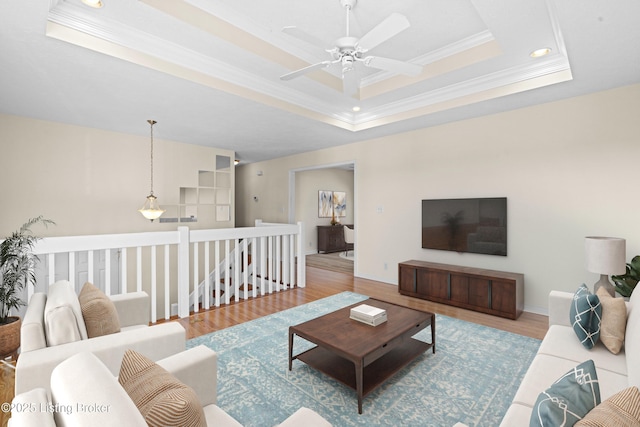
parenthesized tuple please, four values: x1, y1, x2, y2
(81, 0, 104, 8)
(352, 106, 361, 112)
(530, 47, 551, 58)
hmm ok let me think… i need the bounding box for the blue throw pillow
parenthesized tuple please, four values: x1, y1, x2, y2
(530, 359, 601, 427)
(570, 284, 602, 349)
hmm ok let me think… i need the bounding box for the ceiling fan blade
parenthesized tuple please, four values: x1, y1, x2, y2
(280, 61, 332, 81)
(364, 56, 422, 76)
(342, 68, 359, 97)
(282, 26, 327, 50)
(356, 13, 410, 52)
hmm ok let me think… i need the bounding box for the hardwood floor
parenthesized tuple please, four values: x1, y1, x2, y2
(0, 265, 548, 427)
(172, 265, 549, 340)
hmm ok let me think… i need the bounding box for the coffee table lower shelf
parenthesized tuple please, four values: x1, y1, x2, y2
(294, 338, 431, 399)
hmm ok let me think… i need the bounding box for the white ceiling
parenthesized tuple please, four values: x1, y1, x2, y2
(1, 0, 639, 163)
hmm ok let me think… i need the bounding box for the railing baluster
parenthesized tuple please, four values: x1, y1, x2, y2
(251, 237, 257, 298)
(68, 252, 75, 289)
(289, 234, 295, 288)
(276, 236, 281, 291)
(105, 249, 111, 295)
(121, 248, 127, 293)
(214, 240, 221, 307)
(224, 240, 235, 304)
(164, 244, 170, 320)
(242, 238, 249, 300)
(88, 250, 94, 285)
(193, 242, 199, 313)
(136, 246, 142, 292)
(48, 253, 55, 287)
(151, 245, 157, 323)
(204, 241, 210, 310)
(282, 237, 289, 288)
(268, 235, 273, 294)
(234, 239, 241, 302)
(260, 236, 266, 296)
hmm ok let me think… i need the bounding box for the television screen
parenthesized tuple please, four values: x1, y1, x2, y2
(421, 197, 507, 256)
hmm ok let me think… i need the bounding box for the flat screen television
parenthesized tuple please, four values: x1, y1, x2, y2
(421, 197, 507, 256)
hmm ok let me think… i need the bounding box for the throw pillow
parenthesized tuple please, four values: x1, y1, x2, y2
(530, 359, 601, 427)
(44, 280, 89, 346)
(570, 284, 602, 349)
(595, 287, 627, 354)
(575, 386, 640, 426)
(119, 349, 206, 427)
(78, 282, 121, 338)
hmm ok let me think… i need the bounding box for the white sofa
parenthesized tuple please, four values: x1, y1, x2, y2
(499, 288, 640, 425)
(9, 346, 331, 427)
(15, 281, 186, 395)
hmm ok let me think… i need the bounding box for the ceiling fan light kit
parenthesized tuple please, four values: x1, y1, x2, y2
(280, 0, 422, 96)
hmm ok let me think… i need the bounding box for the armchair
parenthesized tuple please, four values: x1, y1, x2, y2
(343, 225, 354, 256)
(15, 280, 185, 395)
(10, 346, 332, 426)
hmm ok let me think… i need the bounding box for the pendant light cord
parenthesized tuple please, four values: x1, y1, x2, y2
(148, 119, 157, 196)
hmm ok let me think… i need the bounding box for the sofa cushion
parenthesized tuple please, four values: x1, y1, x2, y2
(119, 349, 206, 427)
(79, 282, 121, 338)
(44, 280, 88, 346)
(570, 284, 602, 349)
(596, 287, 627, 354)
(530, 359, 600, 426)
(537, 325, 627, 376)
(575, 386, 640, 426)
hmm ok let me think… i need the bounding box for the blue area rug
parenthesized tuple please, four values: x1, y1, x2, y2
(187, 292, 540, 426)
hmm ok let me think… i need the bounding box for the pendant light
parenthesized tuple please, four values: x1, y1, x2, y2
(139, 119, 165, 221)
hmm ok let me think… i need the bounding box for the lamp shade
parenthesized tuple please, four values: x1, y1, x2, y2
(139, 194, 165, 222)
(585, 236, 626, 275)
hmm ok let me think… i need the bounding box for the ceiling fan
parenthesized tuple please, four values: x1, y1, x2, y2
(280, 0, 423, 96)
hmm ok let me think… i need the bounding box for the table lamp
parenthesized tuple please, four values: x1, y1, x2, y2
(585, 236, 626, 297)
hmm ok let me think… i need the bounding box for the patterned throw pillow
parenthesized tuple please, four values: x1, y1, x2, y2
(78, 282, 121, 338)
(570, 284, 602, 349)
(595, 287, 627, 354)
(119, 350, 206, 427)
(530, 359, 601, 427)
(576, 386, 640, 426)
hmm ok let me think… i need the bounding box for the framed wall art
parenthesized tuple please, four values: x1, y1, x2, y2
(318, 190, 333, 218)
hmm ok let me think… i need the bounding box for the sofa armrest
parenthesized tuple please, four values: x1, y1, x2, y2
(15, 322, 186, 395)
(156, 345, 218, 407)
(21, 293, 47, 353)
(8, 388, 56, 427)
(278, 407, 332, 427)
(110, 292, 150, 328)
(51, 352, 147, 427)
(548, 291, 574, 327)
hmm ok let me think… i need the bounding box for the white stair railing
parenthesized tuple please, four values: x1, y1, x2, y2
(188, 221, 305, 312)
(21, 221, 305, 323)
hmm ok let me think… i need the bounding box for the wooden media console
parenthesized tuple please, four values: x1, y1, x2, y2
(398, 260, 524, 319)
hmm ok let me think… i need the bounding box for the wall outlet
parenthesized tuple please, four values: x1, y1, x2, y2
(383, 262, 388, 270)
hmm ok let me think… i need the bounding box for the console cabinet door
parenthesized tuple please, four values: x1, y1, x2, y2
(449, 274, 469, 304)
(491, 280, 516, 315)
(417, 269, 448, 301)
(399, 265, 417, 294)
(468, 277, 490, 308)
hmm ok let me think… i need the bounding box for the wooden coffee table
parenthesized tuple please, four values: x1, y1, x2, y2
(288, 299, 435, 414)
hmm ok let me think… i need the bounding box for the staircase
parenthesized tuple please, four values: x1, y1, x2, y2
(188, 234, 295, 312)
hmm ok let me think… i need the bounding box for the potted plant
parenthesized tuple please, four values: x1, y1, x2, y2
(0, 216, 54, 359)
(612, 255, 640, 298)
